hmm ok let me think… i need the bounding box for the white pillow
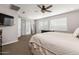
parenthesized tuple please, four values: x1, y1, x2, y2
(73, 27, 79, 38)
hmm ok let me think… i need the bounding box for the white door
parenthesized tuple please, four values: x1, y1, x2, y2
(21, 19, 26, 35)
(25, 20, 31, 35)
(18, 18, 21, 37)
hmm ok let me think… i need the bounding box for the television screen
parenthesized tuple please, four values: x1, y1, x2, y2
(0, 13, 14, 26)
(4, 17, 14, 26)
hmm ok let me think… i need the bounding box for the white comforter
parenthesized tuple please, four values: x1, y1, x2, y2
(29, 32, 79, 55)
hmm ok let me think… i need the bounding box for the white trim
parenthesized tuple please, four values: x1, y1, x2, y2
(2, 39, 18, 46)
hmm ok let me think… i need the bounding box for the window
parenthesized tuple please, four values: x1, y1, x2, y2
(36, 17, 68, 33)
(36, 20, 49, 33)
(50, 17, 67, 31)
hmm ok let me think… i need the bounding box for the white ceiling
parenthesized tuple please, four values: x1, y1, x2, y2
(17, 4, 79, 20)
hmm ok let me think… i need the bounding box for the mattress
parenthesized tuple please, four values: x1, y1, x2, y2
(29, 32, 79, 55)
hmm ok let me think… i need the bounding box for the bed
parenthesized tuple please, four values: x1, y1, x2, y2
(29, 32, 79, 55)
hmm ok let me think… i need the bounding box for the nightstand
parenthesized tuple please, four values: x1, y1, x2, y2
(41, 30, 54, 33)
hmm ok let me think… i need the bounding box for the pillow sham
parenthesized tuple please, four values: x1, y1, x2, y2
(73, 27, 79, 38)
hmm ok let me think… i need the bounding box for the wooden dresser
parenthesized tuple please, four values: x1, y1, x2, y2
(0, 29, 2, 54)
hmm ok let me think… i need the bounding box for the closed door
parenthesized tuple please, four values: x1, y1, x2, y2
(21, 19, 26, 35)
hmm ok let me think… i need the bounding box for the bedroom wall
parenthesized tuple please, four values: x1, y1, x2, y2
(36, 10, 79, 33)
(67, 10, 79, 33)
(0, 5, 18, 45)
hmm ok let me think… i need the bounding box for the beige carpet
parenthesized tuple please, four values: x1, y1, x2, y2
(2, 35, 33, 55)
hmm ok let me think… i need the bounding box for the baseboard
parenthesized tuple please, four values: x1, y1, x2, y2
(2, 39, 18, 46)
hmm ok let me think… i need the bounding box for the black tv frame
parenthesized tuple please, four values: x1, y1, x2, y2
(0, 13, 14, 26)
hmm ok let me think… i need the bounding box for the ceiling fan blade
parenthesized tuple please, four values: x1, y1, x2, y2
(37, 5, 41, 9)
(46, 5, 52, 9)
(45, 9, 52, 12)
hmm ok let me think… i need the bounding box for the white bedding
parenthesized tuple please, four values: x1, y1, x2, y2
(29, 32, 79, 55)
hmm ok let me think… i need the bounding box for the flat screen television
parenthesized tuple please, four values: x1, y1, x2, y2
(0, 13, 14, 26)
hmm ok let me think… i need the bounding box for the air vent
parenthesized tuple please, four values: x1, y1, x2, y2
(10, 4, 20, 11)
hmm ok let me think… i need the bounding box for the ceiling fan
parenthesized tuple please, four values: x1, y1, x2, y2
(37, 5, 53, 13)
